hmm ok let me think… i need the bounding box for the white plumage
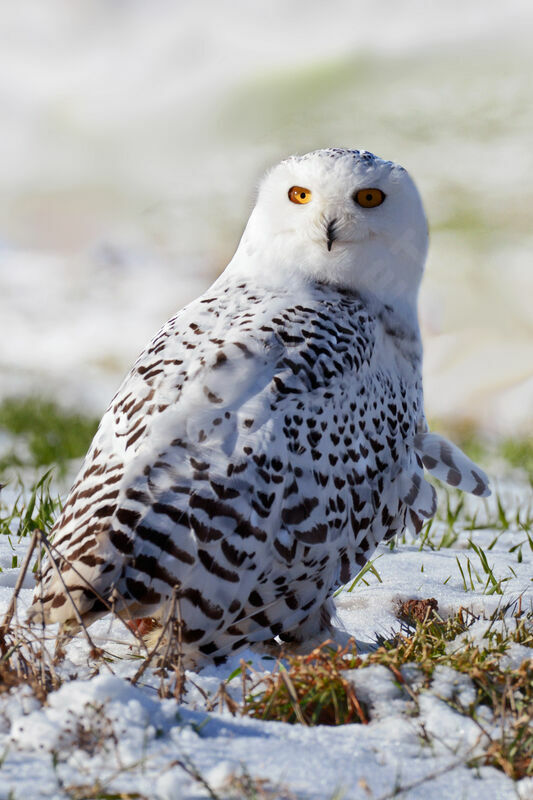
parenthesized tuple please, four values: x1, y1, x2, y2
(30, 149, 490, 666)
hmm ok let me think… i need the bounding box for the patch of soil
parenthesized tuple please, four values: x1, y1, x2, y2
(397, 597, 438, 624)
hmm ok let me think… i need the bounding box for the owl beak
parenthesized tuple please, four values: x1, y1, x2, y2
(326, 218, 337, 252)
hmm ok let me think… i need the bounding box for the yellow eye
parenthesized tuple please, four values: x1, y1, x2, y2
(354, 188, 386, 208)
(288, 186, 312, 204)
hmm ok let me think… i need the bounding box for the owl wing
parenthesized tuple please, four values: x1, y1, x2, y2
(32, 285, 375, 634)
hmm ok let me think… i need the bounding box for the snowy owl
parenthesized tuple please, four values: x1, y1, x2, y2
(30, 148, 490, 666)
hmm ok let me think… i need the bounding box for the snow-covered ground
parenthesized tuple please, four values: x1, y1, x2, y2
(0, 0, 532, 433)
(1, 3, 532, 798)
(0, 474, 531, 799)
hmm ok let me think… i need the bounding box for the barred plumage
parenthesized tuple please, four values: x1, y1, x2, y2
(29, 148, 490, 666)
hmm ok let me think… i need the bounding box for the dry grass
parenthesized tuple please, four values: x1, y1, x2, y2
(0, 621, 62, 703)
(479, 658, 532, 780)
(370, 604, 533, 779)
(0, 531, 62, 702)
(221, 768, 297, 800)
(244, 640, 368, 726)
(0, 528, 187, 708)
(240, 602, 532, 781)
(62, 789, 147, 800)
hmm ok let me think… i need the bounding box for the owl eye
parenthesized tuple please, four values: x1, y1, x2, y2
(288, 186, 312, 204)
(354, 188, 386, 208)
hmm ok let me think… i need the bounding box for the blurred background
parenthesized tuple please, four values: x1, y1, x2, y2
(0, 0, 532, 476)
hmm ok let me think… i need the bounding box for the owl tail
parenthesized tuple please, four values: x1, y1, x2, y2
(414, 432, 491, 498)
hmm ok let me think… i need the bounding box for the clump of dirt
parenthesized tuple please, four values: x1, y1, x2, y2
(397, 597, 438, 624)
(0, 662, 24, 695)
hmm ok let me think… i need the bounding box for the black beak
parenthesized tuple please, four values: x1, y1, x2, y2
(326, 218, 337, 252)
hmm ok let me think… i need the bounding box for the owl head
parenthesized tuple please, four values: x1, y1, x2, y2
(230, 148, 428, 314)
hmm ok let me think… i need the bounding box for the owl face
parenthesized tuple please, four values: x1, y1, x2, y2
(235, 149, 428, 309)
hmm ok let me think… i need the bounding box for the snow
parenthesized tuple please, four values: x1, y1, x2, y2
(0, 475, 531, 799)
(0, 673, 521, 800)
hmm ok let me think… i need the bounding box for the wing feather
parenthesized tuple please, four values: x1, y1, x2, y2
(31, 278, 461, 661)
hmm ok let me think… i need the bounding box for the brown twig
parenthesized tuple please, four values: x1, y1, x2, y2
(37, 531, 114, 673)
(173, 590, 185, 701)
(38, 534, 148, 654)
(168, 756, 222, 800)
(278, 669, 308, 726)
(0, 530, 39, 652)
(386, 663, 420, 705)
